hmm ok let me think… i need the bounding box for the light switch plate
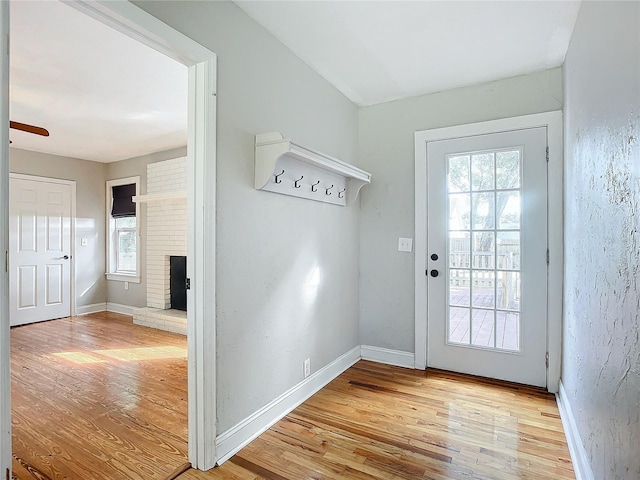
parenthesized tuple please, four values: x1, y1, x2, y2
(398, 237, 413, 252)
(81, 237, 88, 247)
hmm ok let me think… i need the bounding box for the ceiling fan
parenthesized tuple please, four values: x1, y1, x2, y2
(10, 120, 49, 138)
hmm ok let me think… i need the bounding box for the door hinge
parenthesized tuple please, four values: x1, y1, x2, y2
(5, 251, 7, 273)
(185, 278, 191, 290)
(546, 146, 549, 162)
(546, 248, 550, 265)
(545, 352, 549, 368)
(6, 467, 9, 480)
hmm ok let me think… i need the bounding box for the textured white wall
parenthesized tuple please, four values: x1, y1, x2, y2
(358, 69, 563, 352)
(563, 2, 640, 478)
(133, 1, 360, 433)
(10, 148, 108, 308)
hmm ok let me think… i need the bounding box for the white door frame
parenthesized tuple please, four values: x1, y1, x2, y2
(414, 111, 563, 392)
(1, 2, 11, 476)
(9, 173, 77, 323)
(0, 0, 218, 472)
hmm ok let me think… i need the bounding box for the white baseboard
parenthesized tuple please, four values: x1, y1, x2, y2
(360, 345, 415, 369)
(215, 345, 361, 465)
(557, 381, 594, 480)
(75, 302, 106, 315)
(106, 302, 137, 316)
(76, 303, 137, 316)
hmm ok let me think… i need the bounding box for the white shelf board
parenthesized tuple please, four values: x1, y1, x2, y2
(133, 192, 186, 203)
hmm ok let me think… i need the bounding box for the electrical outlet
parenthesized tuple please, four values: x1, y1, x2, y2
(304, 358, 311, 378)
(124, 281, 129, 290)
(398, 237, 413, 252)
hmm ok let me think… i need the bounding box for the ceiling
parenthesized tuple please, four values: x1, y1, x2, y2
(235, 1, 582, 106)
(9, 0, 188, 163)
(9, 2, 581, 163)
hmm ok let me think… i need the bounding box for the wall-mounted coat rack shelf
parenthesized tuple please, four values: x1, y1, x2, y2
(255, 132, 371, 206)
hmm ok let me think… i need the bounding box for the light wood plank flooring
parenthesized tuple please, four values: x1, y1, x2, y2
(178, 362, 574, 480)
(11, 314, 574, 479)
(11, 312, 189, 479)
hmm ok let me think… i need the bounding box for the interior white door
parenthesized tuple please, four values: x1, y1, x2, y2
(426, 127, 548, 387)
(9, 176, 72, 326)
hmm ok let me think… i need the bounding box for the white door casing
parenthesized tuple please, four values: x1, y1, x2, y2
(9, 175, 74, 327)
(426, 128, 548, 387)
(0, 1, 10, 475)
(1, 0, 218, 473)
(414, 111, 563, 392)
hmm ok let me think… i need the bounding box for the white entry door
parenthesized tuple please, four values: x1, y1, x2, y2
(9, 175, 72, 326)
(426, 127, 548, 387)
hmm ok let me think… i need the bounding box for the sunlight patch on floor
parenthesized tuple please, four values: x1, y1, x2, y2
(53, 351, 107, 364)
(53, 345, 187, 364)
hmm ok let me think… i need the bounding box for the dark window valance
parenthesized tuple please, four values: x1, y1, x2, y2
(111, 183, 136, 218)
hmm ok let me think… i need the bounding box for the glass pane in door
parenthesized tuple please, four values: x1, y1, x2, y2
(449, 307, 470, 345)
(446, 148, 523, 352)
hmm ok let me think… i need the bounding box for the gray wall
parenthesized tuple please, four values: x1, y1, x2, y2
(10, 148, 108, 308)
(358, 68, 563, 352)
(134, 1, 360, 433)
(563, 2, 640, 478)
(106, 146, 187, 308)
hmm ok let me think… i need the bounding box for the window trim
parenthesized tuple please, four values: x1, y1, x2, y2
(106, 176, 141, 283)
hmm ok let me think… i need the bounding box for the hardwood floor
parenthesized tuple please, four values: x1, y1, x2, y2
(11, 312, 189, 479)
(11, 315, 575, 479)
(178, 362, 574, 480)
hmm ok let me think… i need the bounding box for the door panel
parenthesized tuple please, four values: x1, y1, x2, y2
(47, 213, 63, 251)
(19, 211, 37, 251)
(46, 264, 63, 305)
(10, 177, 72, 326)
(17, 265, 37, 309)
(426, 127, 548, 387)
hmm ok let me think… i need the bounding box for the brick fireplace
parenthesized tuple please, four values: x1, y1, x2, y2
(133, 157, 188, 335)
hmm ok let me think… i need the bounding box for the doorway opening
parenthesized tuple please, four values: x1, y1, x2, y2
(8, 174, 75, 327)
(0, 0, 218, 474)
(424, 127, 548, 387)
(414, 111, 563, 392)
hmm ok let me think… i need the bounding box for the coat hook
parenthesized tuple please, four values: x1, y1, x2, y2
(311, 180, 320, 192)
(294, 175, 304, 188)
(325, 184, 334, 195)
(274, 170, 285, 184)
(338, 188, 346, 199)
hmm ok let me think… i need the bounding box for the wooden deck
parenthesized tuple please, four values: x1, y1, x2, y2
(11, 312, 189, 479)
(449, 286, 520, 350)
(11, 314, 574, 479)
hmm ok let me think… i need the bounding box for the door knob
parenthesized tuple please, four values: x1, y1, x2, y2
(63, 255, 69, 260)
(430, 253, 438, 261)
(430, 269, 439, 277)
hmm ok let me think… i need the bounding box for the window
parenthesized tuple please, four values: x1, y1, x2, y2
(106, 177, 140, 282)
(115, 217, 136, 273)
